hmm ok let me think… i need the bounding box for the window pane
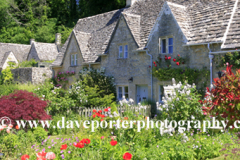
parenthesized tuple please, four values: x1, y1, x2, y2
(71, 55, 74, 66)
(169, 46, 173, 54)
(75, 54, 77, 65)
(169, 38, 173, 45)
(162, 39, 166, 53)
(124, 86, 128, 93)
(124, 45, 128, 58)
(119, 46, 123, 58)
(118, 87, 122, 99)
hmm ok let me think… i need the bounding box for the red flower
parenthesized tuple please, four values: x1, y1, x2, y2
(37, 158, 46, 160)
(104, 108, 108, 112)
(60, 144, 68, 150)
(85, 138, 91, 144)
(173, 59, 176, 62)
(101, 119, 104, 121)
(21, 155, 30, 160)
(155, 64, 157, 67)
(178, 54, 180, 56)
(93, 109, 97, 113)
(149, 66, 151, 68)
(80, 138, 91, 144)
(123, 152, 132, 160)
(100, 114, 105, 118)
(168, 57, 171, 60)
(124, 117, 128, 120)
(74, 142, 84, 148)
(110, 139, 118, 146)
(165, 57, 168, 60)
(16, 125, 19, 130)
(98, 110, 102, 113)
(176, 62, 180, 65)
(37, 151, 47, 158)
(153, 62, 156, 64)
(93, 114, 96, 118)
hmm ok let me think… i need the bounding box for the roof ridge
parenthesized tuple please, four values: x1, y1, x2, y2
(76, 8, 125, 23)
(167, 1, 186, 9)
(0, 42, 30, 46)
(122, 12, 141, 17)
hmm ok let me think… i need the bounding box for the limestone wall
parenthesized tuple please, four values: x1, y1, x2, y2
(11, 68, 52, 84)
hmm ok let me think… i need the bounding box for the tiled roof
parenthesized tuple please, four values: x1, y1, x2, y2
(187, 0, 235, 44)
(223, 1, 240, 49)
(31, 42, 59, 61)
(0, 43, 31, 68)
(52, 0, 238, 66)
(0, 52, 11, 68)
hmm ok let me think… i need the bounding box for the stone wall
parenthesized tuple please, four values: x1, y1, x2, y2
(11, 67, 52, 84)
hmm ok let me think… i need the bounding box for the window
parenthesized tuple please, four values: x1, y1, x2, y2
(119, 45, 128, 58)
(160, 37, 173, 54)
(118, 86, 129, 100)
(159, 85, 164, 104)
(71, 54, 77, 66)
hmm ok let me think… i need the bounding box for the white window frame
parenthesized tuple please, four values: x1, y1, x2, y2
(117, 86, 129, 100)
(119, 45, 128, 59)
(159, 37, 173, 54)
(71, 54, 77, 66)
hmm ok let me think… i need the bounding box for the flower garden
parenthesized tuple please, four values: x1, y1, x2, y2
(0, 65, 240, 160)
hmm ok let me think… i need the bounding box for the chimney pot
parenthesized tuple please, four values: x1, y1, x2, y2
(30, 39, 35, 45)
(55, 33, 61, 45)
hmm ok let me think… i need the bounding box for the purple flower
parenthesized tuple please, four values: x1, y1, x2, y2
(48, 146, 51, 149)
(42, 148, 45, 152)
(68, 151, 71, 154)
(61, 151, 63, 153)
(61, 154, 65, 159)
(36, 149, 39, 152)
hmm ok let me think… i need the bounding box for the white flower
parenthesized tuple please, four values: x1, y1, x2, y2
(42, 95, 45, 98)
(191, 115, 195, 120)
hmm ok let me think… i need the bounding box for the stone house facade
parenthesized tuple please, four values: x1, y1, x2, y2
(51, 0, 240, 104)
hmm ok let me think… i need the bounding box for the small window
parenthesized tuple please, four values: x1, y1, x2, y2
(119, 46, 123, 58)
(162, 39, 166, 53)
(71, 54, 77, 66)
(124, 45, 128, 58)
(159, 85, 164, 103)
(118, 86, 129, 100)
(168, 38, 173, 54)
(69, 85, 72, 89)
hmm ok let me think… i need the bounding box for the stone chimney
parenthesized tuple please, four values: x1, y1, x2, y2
(55, 33, 61, 45)
(126, 0, 137, 7)
(30, 39, 35, 45)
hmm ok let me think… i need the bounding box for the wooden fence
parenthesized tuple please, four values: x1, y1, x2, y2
(76, 105, 151, 118)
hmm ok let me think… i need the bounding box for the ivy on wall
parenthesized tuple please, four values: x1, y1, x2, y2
(152, 54, 210, 96)
(215, 51, 240, 69)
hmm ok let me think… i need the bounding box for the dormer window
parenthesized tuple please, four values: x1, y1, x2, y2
(119, 45, 128, 58)
(71, 54, 77, 66)
(159, 37, 173, 54)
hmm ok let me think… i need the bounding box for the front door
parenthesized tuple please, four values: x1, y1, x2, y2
(137, 85, 148, 103)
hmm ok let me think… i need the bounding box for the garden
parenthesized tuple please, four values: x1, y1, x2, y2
(0, 63, 240, 160)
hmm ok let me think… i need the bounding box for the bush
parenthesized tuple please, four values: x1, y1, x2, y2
(0, 67, 13, 85)
(159, 80, 205, 131)
(33, 127, 48, 143)
(79, 68, 116, 100)
(202, 63, 240, 129)
(17, 59, 38, 68)
(0, 90, 51, 126)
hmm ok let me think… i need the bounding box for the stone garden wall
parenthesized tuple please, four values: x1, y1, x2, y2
(11, 67, 52, 84)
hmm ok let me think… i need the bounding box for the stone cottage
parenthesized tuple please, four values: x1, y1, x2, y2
(51, 0, 240, 104)
(0, 33, 61, 70)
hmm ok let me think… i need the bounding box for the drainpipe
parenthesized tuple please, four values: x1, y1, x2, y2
(145, 48, 153, 101)
(208, 43, 214, 89)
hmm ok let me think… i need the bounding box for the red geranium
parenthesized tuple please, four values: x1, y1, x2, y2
(178, 54, 180, 56)
(176, 62, 180, 65)
(93, 109, 97, 113)
(93, 114, 96, 118)
(80, 138, 91, 144)
(37, 151, 47, 158)
(60, 144, 67, 150)
(123, 152, 132, 160)
(21, 155, 30, 160)
(153, 62, 156, 64)
(173, 59, 176, 62)
(74, 142, 84, 148)
(98, 110, 102, 113)
(110, 139, 117, 146)
(168, 57, 171, 60)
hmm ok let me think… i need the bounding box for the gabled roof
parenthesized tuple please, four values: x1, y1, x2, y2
(30, 42, 59, 61)
(0, 51, 12, 68)
(52, 0, 238, 66)
(0, 43, 31, 68)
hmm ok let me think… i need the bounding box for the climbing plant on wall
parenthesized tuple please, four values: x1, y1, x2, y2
(215, 51, 240, 69)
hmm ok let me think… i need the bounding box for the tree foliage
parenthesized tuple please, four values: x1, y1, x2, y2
(0, 0, 126, 44)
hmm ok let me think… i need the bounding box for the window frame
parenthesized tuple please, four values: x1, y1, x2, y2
(159, 37, 173, 54)
(117, 86, 129, 100)
(118, 44, 128, 59)
(70, 53, 77, 66)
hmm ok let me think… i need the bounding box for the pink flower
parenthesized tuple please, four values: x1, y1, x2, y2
(176, 62, 180, 66)
(46, 152, 56, 160)
(0, 126, 3, 131)
(6, 129, 10, 133)
(101, 136, 104, 139)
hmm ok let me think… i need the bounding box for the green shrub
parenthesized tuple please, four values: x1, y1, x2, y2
(17, 59, 38, 68)
(33, 127, 48, 143)
(0, 67, 13, 85)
